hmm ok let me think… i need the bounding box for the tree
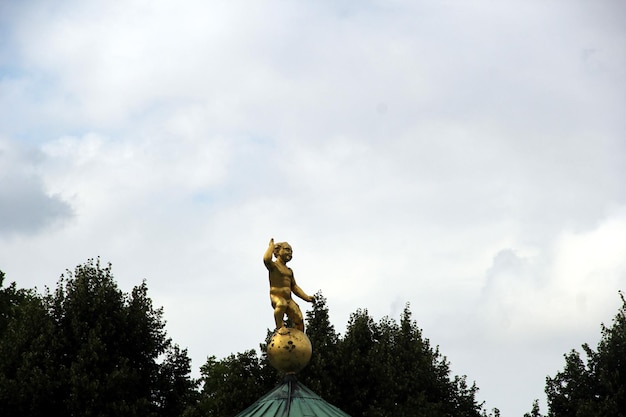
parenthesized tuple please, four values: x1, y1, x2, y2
(0, 259, 196, 417)
(152, 344, 198, 417)
(332, 304, 488, 417)
(0, 270, 60, 415)
(192, 350, 276, 417)
(524, 399, 544, 417)
(298, 292, 340, 400)
(544, 292, 626, 417)
(193, 294, 497, 416)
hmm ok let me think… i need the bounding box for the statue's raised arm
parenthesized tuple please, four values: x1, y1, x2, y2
(263, 238, 275, 270)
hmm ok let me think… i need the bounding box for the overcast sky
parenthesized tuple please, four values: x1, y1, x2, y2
(1, 0, 625, 415)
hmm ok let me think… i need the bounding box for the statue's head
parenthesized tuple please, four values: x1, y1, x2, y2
(273, 242, 293, 262)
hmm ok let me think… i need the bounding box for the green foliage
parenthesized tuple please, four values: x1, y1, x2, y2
(544, 292, 626, 417)
(298, 292, 340, 398)
(524, 399, 544, 417)
(0, 260, 196, 417)
(157, 345, 199, 417)
(331, 304, 486, 417)
(0, 271, 59, 415)
(192, 350, 277, 417)
(194, 293, 496, 416)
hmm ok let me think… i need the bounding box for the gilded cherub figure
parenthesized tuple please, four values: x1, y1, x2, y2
(263, 238, 314, 333)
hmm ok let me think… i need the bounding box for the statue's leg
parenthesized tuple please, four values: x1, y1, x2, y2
(287, 301, 305, 332)
(271, 295, 287, 330)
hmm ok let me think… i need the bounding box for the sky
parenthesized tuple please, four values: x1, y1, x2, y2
(1, 0, 625, 414)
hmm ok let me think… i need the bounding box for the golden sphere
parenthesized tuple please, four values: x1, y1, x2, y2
(267, 328, 312, 374)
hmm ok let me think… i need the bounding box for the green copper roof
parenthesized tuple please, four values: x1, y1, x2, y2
(235, 375, 351, 417)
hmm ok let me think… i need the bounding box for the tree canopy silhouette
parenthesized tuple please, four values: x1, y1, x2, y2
(194, 292, 499, 417)
(541, 292, 626, 417)
(0, 259, 196, 417)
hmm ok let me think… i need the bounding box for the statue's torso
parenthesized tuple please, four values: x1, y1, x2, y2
(269, 263, 293, 299)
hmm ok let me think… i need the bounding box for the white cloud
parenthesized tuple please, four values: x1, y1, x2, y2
(478, 211, 626, 336)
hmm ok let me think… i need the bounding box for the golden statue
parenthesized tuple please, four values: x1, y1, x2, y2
(263, 238, 314, 333)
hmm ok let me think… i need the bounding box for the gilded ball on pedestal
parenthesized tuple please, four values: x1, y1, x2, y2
(267, 328, 312, 374)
